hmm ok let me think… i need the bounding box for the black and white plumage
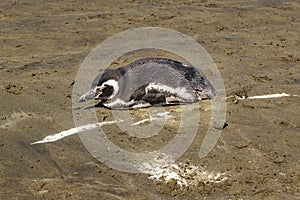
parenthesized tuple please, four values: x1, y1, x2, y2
(79, 58, 215, 109)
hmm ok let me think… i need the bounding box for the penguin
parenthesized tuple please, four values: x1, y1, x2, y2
(79, 57, 215, 109)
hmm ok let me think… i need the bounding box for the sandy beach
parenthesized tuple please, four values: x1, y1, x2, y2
(1, 0, 299, 199)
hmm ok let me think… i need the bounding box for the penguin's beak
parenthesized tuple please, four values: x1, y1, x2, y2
(79, 86, 105, 102)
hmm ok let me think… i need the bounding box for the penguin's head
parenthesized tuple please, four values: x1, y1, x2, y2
(79, 72, 120, 103)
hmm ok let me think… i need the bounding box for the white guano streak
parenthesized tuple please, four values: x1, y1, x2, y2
(137, 153, 228, 187)
(131, 112, 169, 126)
(229, 93, 298, 100)
(31, 112, 169, 144)
(30, 120, 122, 145)
(247, 93, 297, 99)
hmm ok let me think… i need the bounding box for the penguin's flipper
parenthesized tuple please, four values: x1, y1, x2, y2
(140, 93, 167, 105)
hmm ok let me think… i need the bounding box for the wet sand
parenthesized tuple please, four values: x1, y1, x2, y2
(1, 0, 300, 199)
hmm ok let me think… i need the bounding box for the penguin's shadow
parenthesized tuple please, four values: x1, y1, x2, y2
(84, 102, 107, 110)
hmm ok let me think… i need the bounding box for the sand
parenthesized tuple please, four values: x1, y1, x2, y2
(1, 0, 299, 199)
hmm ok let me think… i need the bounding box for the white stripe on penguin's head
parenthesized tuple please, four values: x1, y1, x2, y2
(100, 79, 119, 99)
